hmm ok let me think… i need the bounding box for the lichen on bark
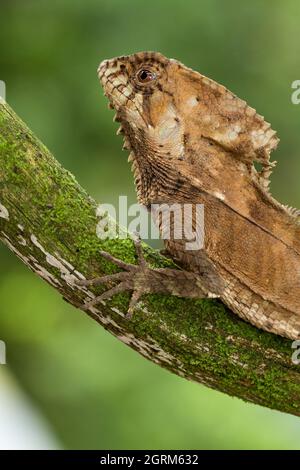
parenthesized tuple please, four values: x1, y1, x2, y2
(1, 100, 300, 417)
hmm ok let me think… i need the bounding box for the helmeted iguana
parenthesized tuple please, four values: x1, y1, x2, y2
(79, 51, 300, 340)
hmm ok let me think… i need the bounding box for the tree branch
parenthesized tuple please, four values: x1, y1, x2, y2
(0, 100, 299, 417)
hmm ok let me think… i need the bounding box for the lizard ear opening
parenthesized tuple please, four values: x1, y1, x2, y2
(178, 67, 279, 189)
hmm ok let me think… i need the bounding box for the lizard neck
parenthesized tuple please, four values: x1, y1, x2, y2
(129, 151, 164, 206)
(124, 125, 180, 206)
(131, 150, 186, 207)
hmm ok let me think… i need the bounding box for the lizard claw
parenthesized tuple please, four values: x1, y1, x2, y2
(77, 235, 149, 318)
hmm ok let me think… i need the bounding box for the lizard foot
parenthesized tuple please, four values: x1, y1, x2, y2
(77, 237, 158, 318)
(77, 237, 224, 318)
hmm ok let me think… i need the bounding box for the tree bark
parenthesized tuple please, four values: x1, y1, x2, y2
(0, 99, 299, 417)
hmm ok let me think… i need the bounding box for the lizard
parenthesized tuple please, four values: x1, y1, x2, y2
(78, 51, 300, 340)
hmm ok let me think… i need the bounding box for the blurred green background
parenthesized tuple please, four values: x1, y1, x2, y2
(1, 0, 300, 450)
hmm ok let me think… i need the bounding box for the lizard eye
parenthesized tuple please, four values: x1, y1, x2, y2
(136, 69, 156, 84)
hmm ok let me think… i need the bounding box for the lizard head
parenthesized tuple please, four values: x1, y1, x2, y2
(98, 51, 191, 165)
(98, 52, 279, 194)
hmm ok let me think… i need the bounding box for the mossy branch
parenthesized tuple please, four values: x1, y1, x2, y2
(0, 100, 299, 417)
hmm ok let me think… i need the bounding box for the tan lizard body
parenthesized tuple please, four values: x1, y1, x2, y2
(80, 51, 300, 340)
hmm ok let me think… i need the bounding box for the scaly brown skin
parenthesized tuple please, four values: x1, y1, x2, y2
(79, 51, 300, 339)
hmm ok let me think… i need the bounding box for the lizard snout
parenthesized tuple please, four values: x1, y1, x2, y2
(97, 59, 110, 79)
